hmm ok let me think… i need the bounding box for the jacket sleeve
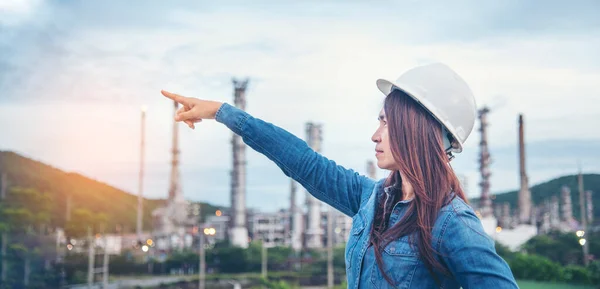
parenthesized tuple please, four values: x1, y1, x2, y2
(215, 103, 375, 217)
(439, 209, 519, 289)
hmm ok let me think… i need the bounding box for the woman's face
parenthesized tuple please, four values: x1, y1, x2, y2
(372, 108, 400, 171)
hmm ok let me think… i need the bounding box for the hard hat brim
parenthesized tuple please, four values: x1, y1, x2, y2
(375, 78, 464, 153)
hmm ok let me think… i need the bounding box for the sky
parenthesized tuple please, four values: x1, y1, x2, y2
(1, 0, 599, 212)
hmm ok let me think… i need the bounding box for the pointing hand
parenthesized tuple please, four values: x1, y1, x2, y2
(161, 90, 224, 129)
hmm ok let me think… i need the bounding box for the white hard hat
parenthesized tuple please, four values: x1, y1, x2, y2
(376, 62, 477, 154)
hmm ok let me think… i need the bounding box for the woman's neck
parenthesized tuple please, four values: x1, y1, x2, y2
(398, 172, 415, 200)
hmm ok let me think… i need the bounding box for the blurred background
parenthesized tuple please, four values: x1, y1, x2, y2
(1, 1, 599, 288)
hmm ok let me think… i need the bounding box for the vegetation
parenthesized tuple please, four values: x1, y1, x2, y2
(0, 187, 59, 288)
(517, 280, 596, 289)
(2, 150, 600, 287)
(0, 150, 223, 288)
(470, 173, 600, 224)
(0, 150, 222, 234)
(495, 230, 600, 286)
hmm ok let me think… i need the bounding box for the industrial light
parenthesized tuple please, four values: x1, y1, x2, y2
(579, 239, 586, 246)
(142, 245, 149, 252)
(576, 230, 585, 237)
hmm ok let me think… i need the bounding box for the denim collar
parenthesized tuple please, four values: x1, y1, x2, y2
(383, 184, 413, 203)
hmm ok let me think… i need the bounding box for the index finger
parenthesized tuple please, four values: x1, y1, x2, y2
(161, 90, 188, 105)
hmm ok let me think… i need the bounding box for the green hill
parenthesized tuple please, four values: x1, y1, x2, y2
(0, 150, 222, 233)
(470, 173, 600, 224)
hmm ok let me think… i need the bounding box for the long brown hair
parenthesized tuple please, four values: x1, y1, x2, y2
(369, 89, 468, 285)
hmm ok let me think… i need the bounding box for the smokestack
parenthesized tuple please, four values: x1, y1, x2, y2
(494, 203, 502, 220)
(550, 195, 560, 229)
(168, 101, 182, 202)
(518, 114, 532, 224)
(229, 78, 250, 248)
(137, 106, 146, 241)
(578, 169, 590, 266)
(561, 186, 574, 225)
(541, 209, 551, 234)
(168, 101, 189, 250)
(502, 202, 511, 228)
(290, 179, 302, 251)
(367, 160, 377, 179)
(305, 122, 323, 249)
(478, 107, 493, 218)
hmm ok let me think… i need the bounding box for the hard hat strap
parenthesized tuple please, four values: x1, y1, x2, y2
(442, 125, 456, 161)
(441, 125, 453, 151)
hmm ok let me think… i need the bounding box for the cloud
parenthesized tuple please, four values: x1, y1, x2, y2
(1, 1, 599, 211)
(0, 0, 45, 26)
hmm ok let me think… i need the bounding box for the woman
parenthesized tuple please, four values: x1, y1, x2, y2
(161, 63, 519, 288)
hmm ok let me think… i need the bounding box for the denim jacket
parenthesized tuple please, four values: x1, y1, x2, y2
(215, 103, 519, 289)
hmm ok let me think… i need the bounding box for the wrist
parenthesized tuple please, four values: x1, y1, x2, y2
(214, 102, 227, 120)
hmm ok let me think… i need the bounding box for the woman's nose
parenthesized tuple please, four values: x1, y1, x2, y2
(371, 131, 380, 143)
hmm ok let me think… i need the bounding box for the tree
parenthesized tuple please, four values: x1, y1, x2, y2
(495, 241, 516, 262)
(522, 230, 586, 266)
(64, 209, 108, 238)
(509, 253, 564, 282)
(0, 187, 54, 288)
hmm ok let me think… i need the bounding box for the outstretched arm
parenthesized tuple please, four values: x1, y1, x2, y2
(161, 90, 375, 217)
